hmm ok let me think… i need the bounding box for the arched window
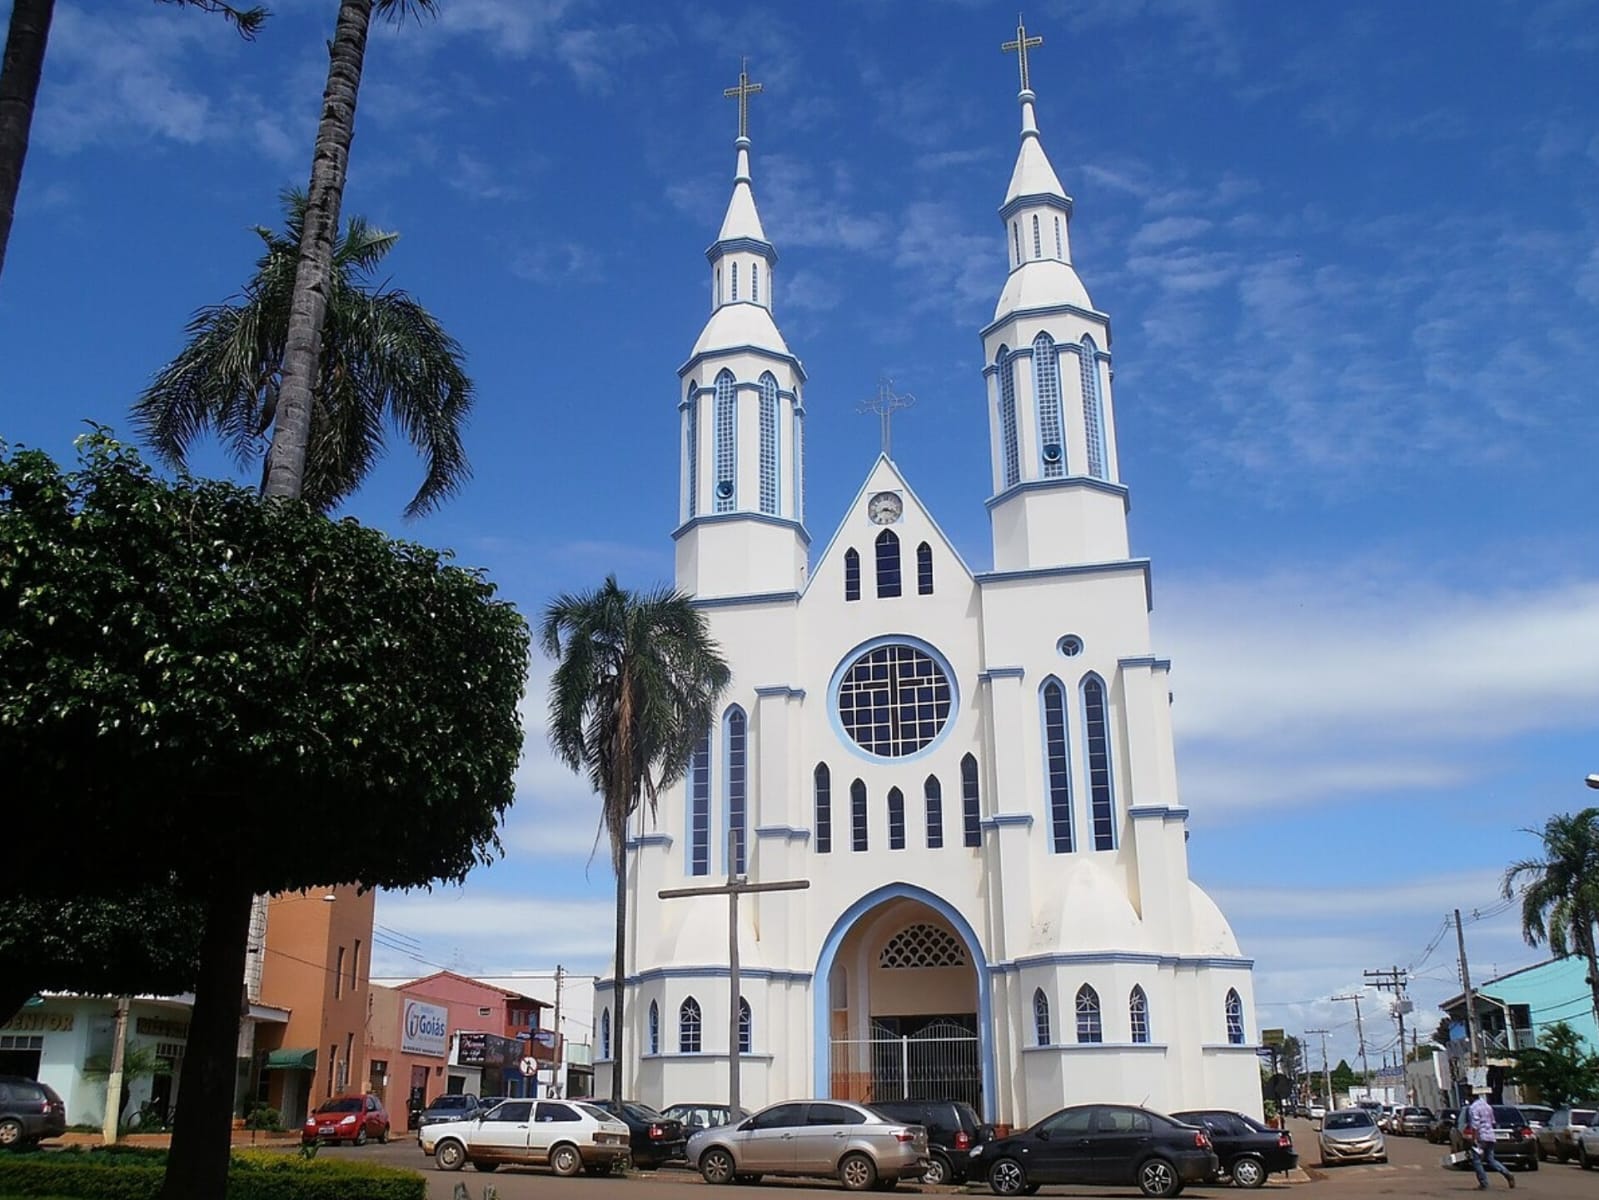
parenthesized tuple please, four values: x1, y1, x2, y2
(1054, 215, 1063, 258)
(851, 779, 868, 851)
(714, 370, 737, 513)
(680, 997, 702, 1052)
(814, 763, 832, 853)
(887, 787, 905, 850)
(1129, 986, 1150, 1044)
(1032, 213, 1041, 258)
(997, 347, 1019, 487)
(1041, 677, 1073, 853)
(793, 407, 804, 523)
(758, 374, 779, 515)
(1081, 674, 1115, 851)
(875, 529, 902, 598)
(916, 542, 933, 595)
(1033, 988, 1051, 1045)
(738, 996, 752, 1052)
(1225, 989, 1245, 1045)
(1012, 221, 1020, 265)
(685, 382, 699, 518)
(648, 1000, 659, 1054)
(752, 262, 760, 303)
(688, 732, 710, 876)
(715, 267, 722, 306)
(1076, 985, 1103, 1044)
(600, 1007, 611, 1059)
(960, 754, 981, 847)
(725, 706, 747, 874)
(1080, 337, 1107, 480)
(1034, 333, 1064, 477)
(924, 775, 943, 848)
(844, 548, 861, 601)
(731, 261, 739, 301)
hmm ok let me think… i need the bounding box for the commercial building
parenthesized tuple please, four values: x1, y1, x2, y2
(1439, 957, 1599, 1102)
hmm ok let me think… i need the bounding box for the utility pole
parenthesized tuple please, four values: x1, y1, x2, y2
(1306, 1028, 1333, 1107)
(1365, 966, 1411, 1102)
(1455, 909, 1482, 1068)
(1332, 993, 1370, 1088)
(101, 996, 130, 1144)
(550, 964, 564, 1098)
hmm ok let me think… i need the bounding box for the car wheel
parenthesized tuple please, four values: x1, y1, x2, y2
(700, 1147, 736, 1185)
(922, 1152, 951, 1186)
(988, 1157, 1027, 1196)
(1138, 1157, 1182, 1198)
(1579, 1143, 1592, 1170)
(355, 1127, 367, 1146)
(550, 1143, 582, 1177)
(1231, 1155, 1267, 1188)
(1526, 1156, 1538, 1172)
(839, 1151, 878, 1192)
(435, 1140, 466, 1171)
(0, 1119, 23, 1149)
(378, 1125, 389, 1145)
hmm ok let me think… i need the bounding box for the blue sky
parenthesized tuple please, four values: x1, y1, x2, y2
(2, 0, 1597, 1065)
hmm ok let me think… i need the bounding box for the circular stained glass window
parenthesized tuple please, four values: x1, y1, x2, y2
(835, 642, 953, 758)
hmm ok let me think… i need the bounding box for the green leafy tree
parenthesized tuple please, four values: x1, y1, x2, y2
(1510, 1020, 1599, 1107)
(0, 0, 264, 285)
(1503, 807, 1599, 1032)
(541, 576, 730, 1103)
(0, 433, 527, 1199)
(83, 1043, 165, 1130)
(134, 191, 472, 518)
(1330, 1058, 1359, 1093)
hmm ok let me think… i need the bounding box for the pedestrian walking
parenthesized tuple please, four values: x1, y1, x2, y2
(1466, 1089, 1515, 1190)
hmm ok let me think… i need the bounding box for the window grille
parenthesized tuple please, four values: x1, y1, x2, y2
(875, 530, 902, 598)
(998, 348, 1019, 487)
(961, 754, 981, 847)
(1012, 222, 1020, 264)
(887, 787, 905, 849)
(759, 374, 779, 514)
(794, 410, 804, 522)
(1130, 986, 1150, 1044)
(851, 779, 868, 851)
(689, 732, 710, 875)
(686, 384, 699, 518)
(1032, 214, 1041, 258)
(600, 1009, 611, 1059)
(1042, 678, 1073, 852)
(731, 261, 739, 301)
(752, 263, 760, 303)
(680, 997, 702, 1052)
(844, 548, 860, 601)
(1054, 216, 1063, 258)
(1034, 989, 1051, 1045)
(714, 371, 737, 512)
(726, 707, 747, 873)
(648, 1001, 659, 1054)
(1080, 338, 1107, 479)
(1076, 985, 1103, 1043)
(1225, 990, 1245, 1045)
(1034, 333, 1064, 477)
(924, 775, 943, 848)
(1082, 675, 1115, 850)
(814, 763, 832, 853)
(916, 542, 933, 595)
(835, 643, 952, 757)
(738, 997, 752, 1052)
(879, 923, 967, 968)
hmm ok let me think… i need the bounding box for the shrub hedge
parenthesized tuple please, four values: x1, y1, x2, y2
(0, 1148, 424, 1200)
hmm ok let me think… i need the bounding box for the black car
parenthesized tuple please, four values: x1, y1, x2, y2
(1428, 1108, 1458, 1144)
(588, 1099, 687, 1167)
(0, 1076, 66, 1149)
(1451, 1104, 1539, 1171)
(971, 1103, 1217, 1198)
(871, 1098, 993, 1185)
(1170, 1109, 1296, 1189)
(414, 1094, 483, 1134)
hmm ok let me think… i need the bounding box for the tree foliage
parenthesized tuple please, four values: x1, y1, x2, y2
(1510, 1021, 1599, 1108)
(1504, 807, 1599, 1032)
(1330, 1058, 1360, 1092)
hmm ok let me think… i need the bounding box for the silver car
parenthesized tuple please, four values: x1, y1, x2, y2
(687, 1099, 928, 1191)
(1318, 1108, 1386, 1167)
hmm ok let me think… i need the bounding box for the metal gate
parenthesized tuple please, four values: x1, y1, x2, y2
(830, 1018, 981, 1110)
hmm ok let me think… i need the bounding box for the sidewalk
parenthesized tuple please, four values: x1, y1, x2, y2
(55, 1129, 300, 1150)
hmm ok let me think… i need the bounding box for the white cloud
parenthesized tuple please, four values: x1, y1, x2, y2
(1129, 215, 1213, 249)
(372, 889, 614, 976)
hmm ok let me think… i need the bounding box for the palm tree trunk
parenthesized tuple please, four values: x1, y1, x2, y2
(612, 836, 627, 1104)
(262, 0, 374, 502)
(1580, 916, 1599, 1032)
(0, 0, 54, 286)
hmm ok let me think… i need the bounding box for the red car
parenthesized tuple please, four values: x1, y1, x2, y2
(301, 1093, 391, 1145)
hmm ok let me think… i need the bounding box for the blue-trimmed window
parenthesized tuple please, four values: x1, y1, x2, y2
(1076, 985, 1102, 1044)
(685, 383, 699, 518)
(1032, 214, 1041, 258)
(1033, 988, 1051, 1046)
(1034, 333, 1064, 477)
(851, 779, 868, 851)
(738, 996, 752, 1052)
(835, 643, 952, 758)
(648, 1000, 659, 1054)
(887, 787, 905, 850)
(758, 373, 779, 515)
(731, 261, 739, 301)
(1080, 337, 1107, 480)
(725, 706, 747, 874)
(752, 263, 760, 303)
(998, 347, 1019, 487)
(1130, 986, 1150, 1044)
(1225, 989, 1245, 1045)
(688, 732, 710, 876)
(1054, 216, 1063, 258)
(814, 763, 832, 853)
(680, 997, 702, 1052)
(600, 1007, 611, 1059)
(960, 754, 981, 847)
(1011, 222, 1020, 265)
(875, 530, 901, 598)
(924, 776, 943, 848)
(714, 370, 737, 512)
(793, 409, 804, 522)
(1042, 678, 1073, 853)
(844, 548, 860, 602)
(715, 267, 722, 306)
(1081, 674, 1115, 851)
(916, 542, 933, 595)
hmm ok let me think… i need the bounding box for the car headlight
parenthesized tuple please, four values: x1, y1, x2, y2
(340, 1115, 357, 1125)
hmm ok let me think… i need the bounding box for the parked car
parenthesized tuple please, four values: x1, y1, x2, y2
(969, 1103, 1216, 1198)
(423, 1098, 631, 1176)
(1171, 1108, 1297, 1189)
(686, 1099, 928, 1192)
(588, 1098, 687, 1167)
(1307, 1103, 1327, 1121)
(1539, 1107, 1597, 1162)
(415, 1093, 483, 1133)
(1576, 1117, 1599, 1168)
(0, 1076, 66, 1149)
(871, 1097, 993, 1185)
(661, 1102, 747, 1133)
(1396, 1106, 1434, 1136)
(1318, 1108, 1386, 1166)
(1428, 1108, 1458, 1144)
(1450, 1104, 1538, 1171)
(300, 1094, 390, 1146)
(1521, 1104, 1553, 1131)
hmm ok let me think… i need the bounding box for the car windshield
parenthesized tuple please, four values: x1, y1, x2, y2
(1325, 1112, 1373, 1130)
(1493, 1107, 1522, 1125)
(315, 1098, 363, 1114)
(427, 1096, 473, 1111)
(576, 1103, 615, 1123)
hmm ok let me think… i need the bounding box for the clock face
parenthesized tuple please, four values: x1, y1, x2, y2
(868, 491, 903, 525)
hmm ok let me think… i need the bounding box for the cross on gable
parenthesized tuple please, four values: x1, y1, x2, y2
(1001, 16, 1044, 91)
(723, 58, 764, 140)
(858, 376, 917, 456)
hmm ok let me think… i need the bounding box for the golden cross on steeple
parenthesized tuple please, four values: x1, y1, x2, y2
(1001, 15, 1044, 91)
(723, 58, 764, 140)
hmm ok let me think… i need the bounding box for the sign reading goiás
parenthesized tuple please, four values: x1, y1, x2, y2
(401, 999, 448, 1057)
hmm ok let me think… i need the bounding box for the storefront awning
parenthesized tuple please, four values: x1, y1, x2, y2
(263, 1048, 317, 1071)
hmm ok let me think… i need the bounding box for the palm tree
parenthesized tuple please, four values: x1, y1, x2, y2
(133, 190, 472, 517)
(541, 577, 730, 1103)
(263, 0, 438, 506)
(1503, 807, 1599, 1030)
(0, 0, 263, 286)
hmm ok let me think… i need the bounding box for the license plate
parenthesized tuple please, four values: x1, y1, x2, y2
(319, 1126, 335, 1134)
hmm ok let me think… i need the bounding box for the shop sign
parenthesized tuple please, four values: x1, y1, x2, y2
(401, 999, 448, 1057)
(2, 1011, 73, 1033)
(455, 1031, 521, 1069)
(136, 1017, 189, 1040)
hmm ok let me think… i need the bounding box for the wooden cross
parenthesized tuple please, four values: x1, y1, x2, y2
(724, 58, 764, 139)
(858, 376, 916, 457)
(1001, 16, 1044, 91)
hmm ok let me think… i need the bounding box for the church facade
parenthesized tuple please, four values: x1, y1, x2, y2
(595, 46, 1260, 1126)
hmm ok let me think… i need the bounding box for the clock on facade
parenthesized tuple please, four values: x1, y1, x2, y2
(867, 491, 903, 525)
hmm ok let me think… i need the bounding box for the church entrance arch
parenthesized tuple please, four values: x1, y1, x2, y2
(812, 885, 994, 1117)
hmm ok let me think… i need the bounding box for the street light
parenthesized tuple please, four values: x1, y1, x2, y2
(1585, 774, 1599, 790)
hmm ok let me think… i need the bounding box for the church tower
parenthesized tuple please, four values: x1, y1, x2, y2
(675, 65, 809, 601)
(983, 25, 1128, 573)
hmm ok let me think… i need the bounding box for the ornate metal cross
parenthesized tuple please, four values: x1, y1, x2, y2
(1002, 16, 1044, 91)
(724, 58, 764, 139)
(859, 376, 916, 457)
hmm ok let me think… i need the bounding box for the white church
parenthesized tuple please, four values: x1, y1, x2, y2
(595, 37, 1260, 1126)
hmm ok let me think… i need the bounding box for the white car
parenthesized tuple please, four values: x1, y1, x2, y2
(422, 1098, 631, 1176)
(1577, 1119, 1599, 1169)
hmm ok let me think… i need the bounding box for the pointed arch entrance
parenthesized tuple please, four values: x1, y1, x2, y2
(812, 884, 995, 1118)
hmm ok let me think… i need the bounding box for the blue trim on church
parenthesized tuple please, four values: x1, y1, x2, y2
(673, 511, 812, 545)
(984, 476, 1130, 510)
